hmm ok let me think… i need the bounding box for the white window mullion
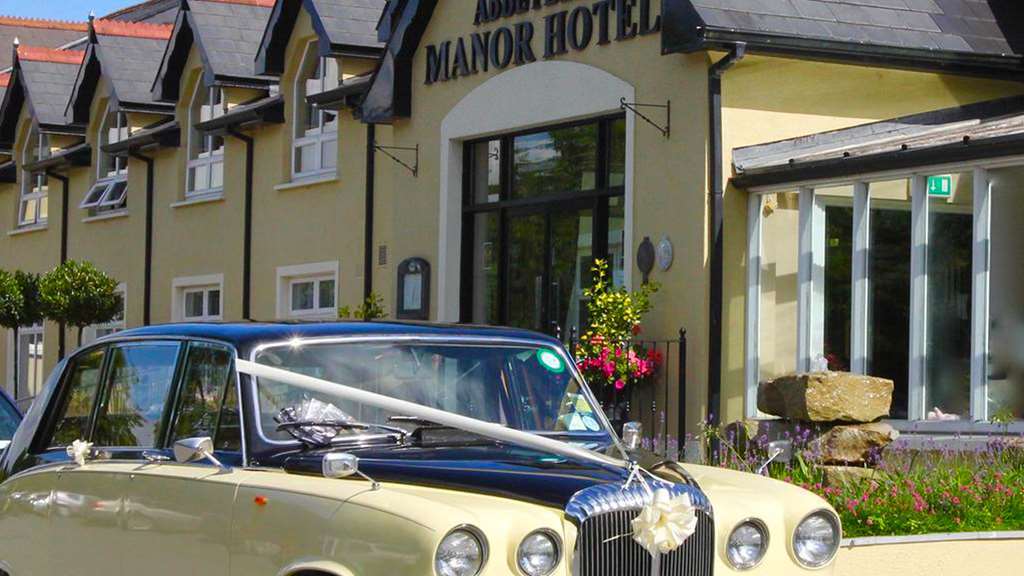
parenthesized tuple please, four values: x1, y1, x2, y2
(971, 167, 992, 422)
(851, 182, 871, 374)
(811, 195, 826, 365)
(745, 193, 763, 418)
(797, 186, 816, 373)
(908, 175, 929, 420)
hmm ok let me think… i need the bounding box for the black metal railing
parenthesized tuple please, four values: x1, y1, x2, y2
(569, 329, 688, 460)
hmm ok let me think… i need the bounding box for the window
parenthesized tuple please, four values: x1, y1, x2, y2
(170, 342, 239, 451)
(187, 83, 225, 196)
(463, 117, 626, 338)
(293, 41, 340, 180)
(18, 128, 49, 227)
(81, 106, 129, 215)
(47, 347, 105, 448)
(0, 393, 19, 441)
(183, 287, 221, 321)
(93, 342, 180, 447)
(86, 284, 126, 343)
(289, 277, 336, 317)
(276, 262, 338, 319)
(16, 324, 44, 402)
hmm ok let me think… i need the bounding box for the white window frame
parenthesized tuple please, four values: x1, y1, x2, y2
(745, 161, 1009, 430)
(13, 323, 44, 403)
(291, 41, 339, 181)
(85, 283, 127, 343)
(18, 128, 49, 227)
(82, 106, 130, 213)
(186, 83, 226, 198)
(276, 261, 339, 319)
(172, 274, 224, 322)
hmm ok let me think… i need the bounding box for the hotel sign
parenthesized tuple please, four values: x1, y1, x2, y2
(425, 0, 661, 84)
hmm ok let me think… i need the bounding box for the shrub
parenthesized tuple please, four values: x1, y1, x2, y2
(39, 261, 121, 346)
(339, 292, 386, 321)
(700, 423, 1024, 537)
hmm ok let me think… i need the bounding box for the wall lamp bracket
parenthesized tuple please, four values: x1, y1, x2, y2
(374, 142, 418, 177)
(620, 98, 670, 138)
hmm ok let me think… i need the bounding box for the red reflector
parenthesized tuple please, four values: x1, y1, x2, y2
(254, 495, 268, 506)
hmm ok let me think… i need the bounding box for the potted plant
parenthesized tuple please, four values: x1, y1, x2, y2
(39, 261, 122, 351)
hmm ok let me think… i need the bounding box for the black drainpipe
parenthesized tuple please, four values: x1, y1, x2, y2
(706, 43, 746, 430)
(363, 123, 376, 300)
(47, 170, 70, 359)
(228, 128, 254, 320)
(129, 151, 154, 326)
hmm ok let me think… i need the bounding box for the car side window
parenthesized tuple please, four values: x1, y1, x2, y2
(171, 342, 239, 452)
(93, 342, 181, 448)
(0, 395, 20, 441)
(47, 348, 106, 448)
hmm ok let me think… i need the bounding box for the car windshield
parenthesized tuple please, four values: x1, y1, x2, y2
(253, 341, 607, 443)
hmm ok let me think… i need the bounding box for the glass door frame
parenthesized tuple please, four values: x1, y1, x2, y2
(459, 114, 625, 337)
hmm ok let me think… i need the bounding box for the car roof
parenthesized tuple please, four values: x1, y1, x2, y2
(112, 320, 561, 355)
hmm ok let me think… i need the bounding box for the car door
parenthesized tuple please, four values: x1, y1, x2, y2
(120, 341, 240, 575)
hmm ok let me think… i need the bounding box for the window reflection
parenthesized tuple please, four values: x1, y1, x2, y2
(512, 124, 598, 199)
(94, 343, 180, 448)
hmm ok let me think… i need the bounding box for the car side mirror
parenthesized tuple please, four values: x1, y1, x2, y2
(622, 421, 642, 451)
(173, 437, 227, 470)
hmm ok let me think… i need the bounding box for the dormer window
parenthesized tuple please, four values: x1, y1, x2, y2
(187, 84, 226, 197)
(81, 106, 129, 215)
(293, 42, 340, 180)
(18, 128, 49, 227)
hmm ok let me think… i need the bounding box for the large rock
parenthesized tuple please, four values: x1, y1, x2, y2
(810, 423, 898, 465)
(820, 465, 883, 487)
(758, 372, 894, 422)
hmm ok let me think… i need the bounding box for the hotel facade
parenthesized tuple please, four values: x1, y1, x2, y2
(1, 0, 1023, 441)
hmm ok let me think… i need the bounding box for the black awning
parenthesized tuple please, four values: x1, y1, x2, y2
(194, 94, 284, 136)
(22, 141, 91, 173)
(103, 120, 180, 155)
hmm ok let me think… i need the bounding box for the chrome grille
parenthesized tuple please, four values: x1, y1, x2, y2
(567, 481, 714, 576)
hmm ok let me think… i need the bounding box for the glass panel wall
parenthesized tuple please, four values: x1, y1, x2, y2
(818, 185, 855, 371)
(924, 172, 973, 420)
(759, 191, 800, 382)
(988, 167, 1024, 421)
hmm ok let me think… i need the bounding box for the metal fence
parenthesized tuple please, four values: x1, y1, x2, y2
(569, 329, 688, 460)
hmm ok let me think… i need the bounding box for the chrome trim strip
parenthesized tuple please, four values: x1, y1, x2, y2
(842, 531, 1024, 548)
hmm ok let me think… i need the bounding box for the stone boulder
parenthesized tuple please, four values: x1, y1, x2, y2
(820, 465, 883, 487)
(810, 422, 899, 465)
(758, 372, 894, 423)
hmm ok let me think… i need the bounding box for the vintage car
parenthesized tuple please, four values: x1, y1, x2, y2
(0, 388, 21, 452)
(0, 322, 840, 576)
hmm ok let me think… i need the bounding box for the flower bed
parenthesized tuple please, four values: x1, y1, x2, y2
(703, 426, 1024, 537)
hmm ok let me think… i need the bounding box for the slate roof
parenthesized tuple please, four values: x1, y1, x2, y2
(103, 0, 182, 23)
(189, 0, 276, 81)
(256, 0, 386, 76)
(95, 24, 175, 108)
(662, 0, 1024, 74)
(0, 18, 88, 70)
(15, 46, 86, 129)
(732, 95, 1024, 187)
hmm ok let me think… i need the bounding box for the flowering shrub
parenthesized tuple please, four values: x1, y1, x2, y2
(574, 259, 661, 391)
(700, 423, 1024, 537)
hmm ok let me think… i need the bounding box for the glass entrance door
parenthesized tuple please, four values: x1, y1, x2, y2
(505, 207, 594, 337)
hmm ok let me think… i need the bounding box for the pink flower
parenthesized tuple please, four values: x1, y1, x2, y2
(614, 379, 626, 390)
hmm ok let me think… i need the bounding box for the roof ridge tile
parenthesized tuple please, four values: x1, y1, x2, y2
(198, 0, 276, 7)
(93, 19, 174, 40)
(0, 15, 88, 32)
(16, 45, 86, 65)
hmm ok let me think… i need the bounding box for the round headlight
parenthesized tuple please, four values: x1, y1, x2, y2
(435, 527, 487, 576)
(726, 519, 769, 570)
(793, 511, 840, 568)
(517, 530, 561, 576)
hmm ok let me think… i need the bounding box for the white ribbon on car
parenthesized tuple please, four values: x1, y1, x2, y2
(66, 439, 93, 466)
(630, 488, 699, 555)
(235, 360, 628, 470)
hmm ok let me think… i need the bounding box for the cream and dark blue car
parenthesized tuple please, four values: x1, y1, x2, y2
(0, 322, 840, 575)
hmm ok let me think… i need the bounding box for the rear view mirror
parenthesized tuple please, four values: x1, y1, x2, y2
(173, 437, 227, 469)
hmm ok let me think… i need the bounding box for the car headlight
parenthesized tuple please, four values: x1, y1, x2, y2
(726, 519, 769, 570)
(517, 529, 561, 576)
(435, 526, 487, 576)
(793, 510, 840, 568)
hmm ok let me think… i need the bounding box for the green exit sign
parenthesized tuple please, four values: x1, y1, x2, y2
(927, 175, 953, 198)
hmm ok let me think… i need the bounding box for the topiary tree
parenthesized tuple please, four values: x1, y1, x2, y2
(39, 261, 121, 349)
(0, 270, 43, 393)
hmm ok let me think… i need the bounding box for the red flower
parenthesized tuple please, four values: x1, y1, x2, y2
(632, 324, 642, 336)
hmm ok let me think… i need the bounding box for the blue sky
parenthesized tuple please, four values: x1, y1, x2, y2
(0, 1, 136, 20)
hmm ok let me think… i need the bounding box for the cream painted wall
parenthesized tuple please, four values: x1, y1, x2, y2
(835, 537, 1024, 576)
